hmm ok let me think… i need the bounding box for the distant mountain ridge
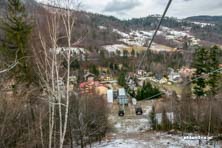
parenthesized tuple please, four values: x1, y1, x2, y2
(1, 0, 222, 46)
(185, 15, 222, 24)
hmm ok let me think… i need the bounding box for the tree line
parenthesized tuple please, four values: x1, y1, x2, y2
(149, 45, 222, 136)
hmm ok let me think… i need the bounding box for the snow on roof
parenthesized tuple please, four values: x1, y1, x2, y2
(192, 21, 215, 27)
(98, 25, 107, 30)
(103, 44, 128, 53)
(50, 47, 86, 55)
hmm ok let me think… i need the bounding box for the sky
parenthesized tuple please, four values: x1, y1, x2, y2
(37, 0, 222, 20)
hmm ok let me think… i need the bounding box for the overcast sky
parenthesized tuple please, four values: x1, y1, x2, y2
(37, 0, 222, 19)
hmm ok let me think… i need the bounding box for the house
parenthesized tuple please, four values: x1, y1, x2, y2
(79, 80, 113, 102)
(169, 72, 181, 83)
(84, 72, 95, 81)
(50, 47, 86, 60)
(69, 76, 77, 84)
(118, 64, 123, 70)
(168, 68, 182, 83)
(137, 77, 148, 86)
(159, 77, 168, 84)
(95, 85, 108, 96)
(79, 81, 100, 94)
(155, 74, 163, 81)
(137, 69, 147, 77)
(126, 77, 136, 90)
(98, 67, 109, 73)
(179, 67, 195, 78)
(99, 73, 112, 81)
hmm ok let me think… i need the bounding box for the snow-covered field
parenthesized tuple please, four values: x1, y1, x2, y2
(92, 132, 221, 148)
(103, 44, 129, 55)
(150, 43, 175, 52)
(113, 29, 130, 38)
(109, 27, 200, 51)
(102, 27, 200, 54)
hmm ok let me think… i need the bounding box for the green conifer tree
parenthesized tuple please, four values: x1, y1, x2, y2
(1, 0, 32, 80)
(192, 47, 208, 97)
(207, 45, 220, 136)
(208, 46, 220, 96)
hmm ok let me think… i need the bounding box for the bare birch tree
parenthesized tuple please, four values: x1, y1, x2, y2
(32, 0, 81, 147)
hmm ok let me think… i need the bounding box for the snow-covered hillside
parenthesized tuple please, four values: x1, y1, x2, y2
(101, 26, 200, 55)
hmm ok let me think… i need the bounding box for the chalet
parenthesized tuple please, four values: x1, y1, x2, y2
(79, 81, 100, 94)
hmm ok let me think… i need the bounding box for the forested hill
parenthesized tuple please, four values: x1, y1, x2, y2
(185, 15, 222, 24)
(35, 2, 222, 46)
(1, 0, 222, 46)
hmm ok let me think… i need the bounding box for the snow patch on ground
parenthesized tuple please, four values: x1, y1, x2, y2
(92, 139, 148, 148)
(97, 101, 222, 148)
(98, 25, 107, 30)
(114, 118, 150, 133)
(113, 29, 129, 38)
(192, 21, 215, 27)
(143, 105, 152, 116)
(150, 43, 175, 52)
(92, 132, 221, 148)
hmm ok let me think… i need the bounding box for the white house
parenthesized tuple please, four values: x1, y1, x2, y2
(168, 68, 182, 83)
